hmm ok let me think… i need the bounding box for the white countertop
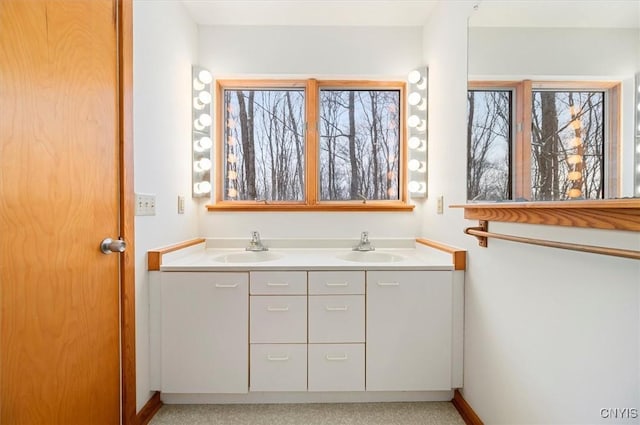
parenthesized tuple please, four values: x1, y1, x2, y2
(158, 238, 454, 271)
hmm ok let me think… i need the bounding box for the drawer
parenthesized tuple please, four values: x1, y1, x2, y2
(308, 271, 365, 295)
(250, 271, 307, 295)
(308, 344, 364, 392)
(250, 344, 307, 392)
(250, 296, 307, 343)
(308, 295, 364, 343)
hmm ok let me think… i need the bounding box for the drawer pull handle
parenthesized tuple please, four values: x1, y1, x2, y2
(267, 282, 289, 287)
(325, 282, 348, 287)
(267, 355, 289, 361)
(267, 305, 289, 312)
(377, 281, 400, 286)
(325, 354, 348, 361)
(215, 283, 239, 288)
(325, 306, 348, 311)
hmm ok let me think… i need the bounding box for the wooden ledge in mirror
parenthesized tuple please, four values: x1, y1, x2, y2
(450, 199, 640, 232)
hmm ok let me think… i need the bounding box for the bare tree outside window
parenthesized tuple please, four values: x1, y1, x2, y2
(319, 89, 400, 201)
(467, 90, 512, 201)
(531, 90, 604, 201)
(223, 89, 305, 201)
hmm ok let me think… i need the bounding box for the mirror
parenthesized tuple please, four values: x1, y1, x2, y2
(467, 0, 640, 201)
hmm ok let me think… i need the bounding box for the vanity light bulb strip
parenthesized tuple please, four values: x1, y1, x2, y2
(192, 65, 213, 198)
(407, 66, 428, 198)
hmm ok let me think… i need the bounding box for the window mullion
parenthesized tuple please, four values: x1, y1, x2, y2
(305, 78, 319, 206)
(514, 80, 533, 200)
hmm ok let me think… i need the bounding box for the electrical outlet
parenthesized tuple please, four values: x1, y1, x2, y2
(135, 193, 156, 216)
(437, 195, 444, 214)
(177, 195, 185, 214)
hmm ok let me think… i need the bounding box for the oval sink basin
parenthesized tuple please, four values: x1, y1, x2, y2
(337, 251, 404, 263)
(214, 251, 283, 263)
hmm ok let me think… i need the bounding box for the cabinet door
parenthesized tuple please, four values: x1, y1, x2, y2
(366, 271, 452, 391)
(161, 272, 248, 393)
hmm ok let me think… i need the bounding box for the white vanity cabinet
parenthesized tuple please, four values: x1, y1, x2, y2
(160, 272, 248, 394)
(366, 270, 453, 391)
(307, 271, 365, 392)
(155, 259, 463, 401)
(249, 271, 307, 392)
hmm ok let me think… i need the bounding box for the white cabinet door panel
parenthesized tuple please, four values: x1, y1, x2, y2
(161, 272, 248, 393)
(366, 271, 452, 391)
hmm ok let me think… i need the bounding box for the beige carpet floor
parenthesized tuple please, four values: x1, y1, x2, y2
(149, 402, 465, 425)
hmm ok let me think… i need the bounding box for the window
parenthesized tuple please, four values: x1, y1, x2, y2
(319, 88, 400, 201)
(467, 81, 619, 202)
(223, 88, 305, 201)
(214, 80, 410, 211)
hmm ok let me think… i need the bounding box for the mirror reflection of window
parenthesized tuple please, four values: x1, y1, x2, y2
(467, 82, 616, 202)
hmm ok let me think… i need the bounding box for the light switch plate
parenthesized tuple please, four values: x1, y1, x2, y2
(177, 195, 185, 214)
(437, 195, 444, 214)
(135, 193, 156, 216)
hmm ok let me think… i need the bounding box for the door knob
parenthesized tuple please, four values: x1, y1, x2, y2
(100, 238, 126, 254)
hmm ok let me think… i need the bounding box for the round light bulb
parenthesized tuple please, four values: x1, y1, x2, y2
(408, 136, 421, 150)
(198, 113, 212, 127)
(194, 158, 212, 172)
(567, 188, 582, 198)
(198, 91, 212, 105)
(571, 119, 582, 130)
(408, 159, 423, 171)
(194, 119, 205, 131)
(568, 171, 582, 181)
(198, 69, 212, 84)
(408, 92, 422, 106)
(408, 181, 421, 192)
(407, 70, 422, 84)
(193, 97, 205, 110)
(194, 136, 212, 152)
(193, 78, 205, 91)
(567, 154, 582, 165)
(194, 181, 212, 194)
(407, 115, 421, 128)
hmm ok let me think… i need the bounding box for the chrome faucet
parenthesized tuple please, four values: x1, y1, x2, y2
(353, 231, 375, 252)
(246, 231, 268, 251)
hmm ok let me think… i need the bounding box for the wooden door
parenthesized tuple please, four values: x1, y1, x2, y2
(1, 1, 122, 424)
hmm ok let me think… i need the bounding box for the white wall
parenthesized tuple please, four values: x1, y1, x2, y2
(468, 26, 639, 197)
(197, 25, 425, 238)
(468, 27, 638, 78)
(133, 0, 199, 412)
(425, 2, 640, 424)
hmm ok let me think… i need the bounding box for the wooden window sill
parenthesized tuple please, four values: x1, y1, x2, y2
(450, 199, 640, 232)
(206, 201, 415, 212)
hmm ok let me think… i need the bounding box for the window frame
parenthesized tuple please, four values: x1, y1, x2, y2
(209, 79, 412, 211)
(468, 80, 621, 201)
